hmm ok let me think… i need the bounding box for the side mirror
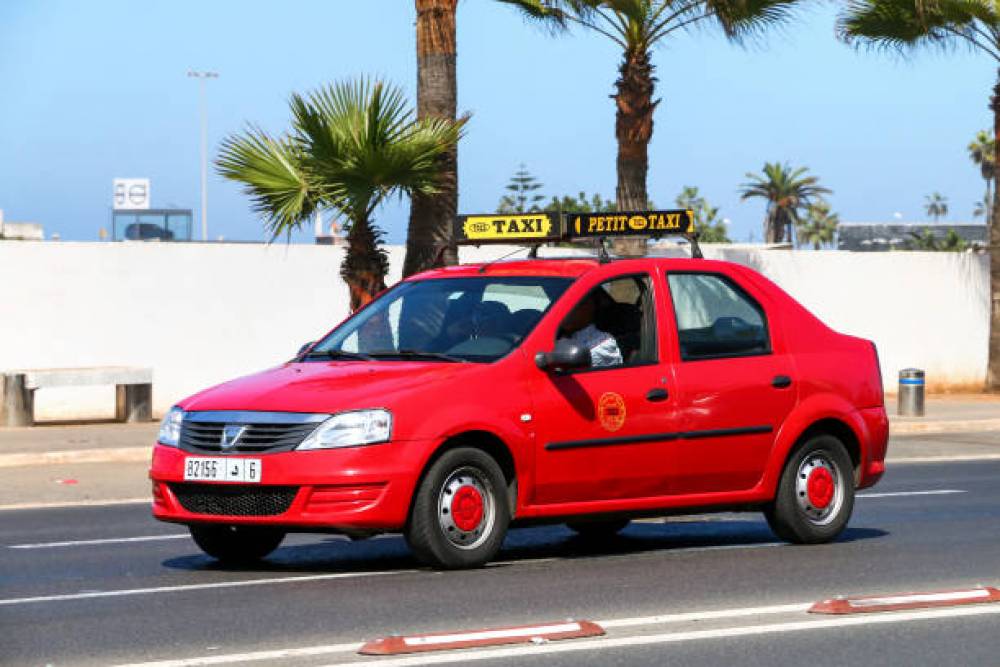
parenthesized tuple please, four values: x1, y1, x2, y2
(296, 341, 315, 357)
(535, 339, 591, 372)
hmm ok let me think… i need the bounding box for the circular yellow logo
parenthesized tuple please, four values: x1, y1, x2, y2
(628, 215, 648, 231)
(598, 392, 627, 432)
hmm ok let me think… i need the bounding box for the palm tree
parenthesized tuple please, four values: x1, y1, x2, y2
(797, 200, 840, 250)
(217, 79, 465, 311)
(924, 192, 949, 221)
(739, 162, 831, 244)
(499, 0, 800, 213)
(969, 129, 995, 227)
(403, 0, 461, 279)
(838, 0, 1000, 389)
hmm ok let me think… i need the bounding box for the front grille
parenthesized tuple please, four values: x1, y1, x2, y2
(179, 421, 319, 454)
(170, 483, 298, 516)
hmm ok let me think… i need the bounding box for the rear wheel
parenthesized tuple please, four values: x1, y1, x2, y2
(567, 518, 630, 539)
(188, 524, 286, 564)
(406, 447, 510, 569)
(765, 434, 854, 544)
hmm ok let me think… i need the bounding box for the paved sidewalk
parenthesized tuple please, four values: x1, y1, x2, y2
(889, 393, 1000, 434)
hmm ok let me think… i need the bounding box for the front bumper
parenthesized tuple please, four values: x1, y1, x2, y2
(149, 440, 431, 531)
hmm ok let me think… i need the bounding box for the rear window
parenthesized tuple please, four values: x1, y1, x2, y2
(667, 273, 770, 360)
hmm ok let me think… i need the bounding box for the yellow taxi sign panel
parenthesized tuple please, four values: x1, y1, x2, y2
(455, 213, 559, 243)
(569, 210, 695, 238)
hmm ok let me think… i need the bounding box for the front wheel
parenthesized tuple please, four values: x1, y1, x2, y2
(405, 448, 511, 569)
(765, 434, 855, 544)
(188, 524, 286, 564)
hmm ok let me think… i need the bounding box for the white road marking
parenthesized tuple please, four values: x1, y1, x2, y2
(111, 643, 362, 667)
(8, 534, 190, 549)
(848, 588, 989, 607)
(309, 603, 1000, 667)
(858, 489, 965, 498)
(118, 598, 1000, 667)
(0, 498, 149, 512)
(403, 622, 582, 647)
(0, 570, 408, 607)
(599, 602, 812, 628)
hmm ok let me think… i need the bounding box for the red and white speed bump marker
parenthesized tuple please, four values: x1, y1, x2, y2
(358, 619, 605, 655)
(810, 586, 1000, 615)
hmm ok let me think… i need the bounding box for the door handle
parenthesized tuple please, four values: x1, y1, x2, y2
(646, 388, 669, 402)
(772, 375, 792, 389)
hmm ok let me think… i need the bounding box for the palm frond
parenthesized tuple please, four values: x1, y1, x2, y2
(216, 77, 465, 239)
(838, 0, 1000, 58)
(216, 126, 317, 239)
(706, 0, 801, 41)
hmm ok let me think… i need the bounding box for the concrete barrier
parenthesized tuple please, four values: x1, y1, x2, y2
(0, 240, 988, 421)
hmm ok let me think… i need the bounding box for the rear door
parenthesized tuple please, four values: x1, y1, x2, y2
(663, 270, 796, 494)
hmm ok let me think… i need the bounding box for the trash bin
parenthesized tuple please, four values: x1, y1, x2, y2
(898, 368, 925, 417)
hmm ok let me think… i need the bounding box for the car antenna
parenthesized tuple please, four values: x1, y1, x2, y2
(478, 245, 535, 274)
(596, 237, 611, 263)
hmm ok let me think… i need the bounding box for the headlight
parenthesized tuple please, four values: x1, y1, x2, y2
(158, 407, 184, 447)
(297, 409, 392, 450)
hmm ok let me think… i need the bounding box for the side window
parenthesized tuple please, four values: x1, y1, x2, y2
(556, 274, 657, 369)
(667, 273, 770, 361)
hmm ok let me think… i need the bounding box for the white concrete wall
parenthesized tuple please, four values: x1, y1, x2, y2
(0, 241, 989, 421)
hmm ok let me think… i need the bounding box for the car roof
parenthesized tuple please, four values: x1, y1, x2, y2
(407, 255, 738, 281)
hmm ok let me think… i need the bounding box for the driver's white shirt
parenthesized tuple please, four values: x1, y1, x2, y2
(565, 324, 623, 368)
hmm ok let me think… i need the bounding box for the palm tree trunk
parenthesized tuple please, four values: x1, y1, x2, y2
(986, 178, 993, 229)
(766, 207, 785, 244)
(615, 47, 657, 211)
(403, 0, 458, 278)
(988, 70, 1000, 390)
(342, 217, 388, 312)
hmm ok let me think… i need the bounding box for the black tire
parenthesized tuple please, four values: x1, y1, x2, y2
(567, 518, 630, 539)
(188, 524, 286, 564)
(765, 434, 855, 544)
(405, 447, 511, 569)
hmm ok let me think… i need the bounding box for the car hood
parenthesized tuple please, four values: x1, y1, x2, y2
(179, 361, 475, 414)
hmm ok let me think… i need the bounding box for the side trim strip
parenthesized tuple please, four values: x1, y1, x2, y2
(545, 425, 772, 452)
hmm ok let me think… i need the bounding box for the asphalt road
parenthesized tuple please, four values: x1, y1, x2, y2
(2, 459, 1000, 667)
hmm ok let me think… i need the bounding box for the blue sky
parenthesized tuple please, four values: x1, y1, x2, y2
(0, 0, 992, 244)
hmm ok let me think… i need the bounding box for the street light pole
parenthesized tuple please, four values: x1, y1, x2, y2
(187, 70, 218, 241)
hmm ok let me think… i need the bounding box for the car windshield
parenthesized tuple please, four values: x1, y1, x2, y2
(306, 276, 574, 363)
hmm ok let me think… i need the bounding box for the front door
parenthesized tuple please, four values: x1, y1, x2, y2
(664, 271, 797, 494)
(529, 272, 680, 505)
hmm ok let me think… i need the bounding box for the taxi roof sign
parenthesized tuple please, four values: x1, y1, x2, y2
(454, 213, 561, 244)
(567, 209, 695, 239)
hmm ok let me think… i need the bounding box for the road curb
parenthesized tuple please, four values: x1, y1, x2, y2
(890, 418, 1000, 434)
(0, 446, 151, 468)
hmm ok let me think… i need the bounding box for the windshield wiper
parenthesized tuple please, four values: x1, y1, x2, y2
(302, 349, 374, 361)
(368, 349, 467, 363)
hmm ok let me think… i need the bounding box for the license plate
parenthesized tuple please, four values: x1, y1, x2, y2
(183, 457, 262, 483)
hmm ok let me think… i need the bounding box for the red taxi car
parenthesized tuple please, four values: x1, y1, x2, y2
(151, 214, 887, 569)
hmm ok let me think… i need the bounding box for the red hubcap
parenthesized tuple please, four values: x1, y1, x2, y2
(451, 486, 484, 532)
(807, 467, 835, 509)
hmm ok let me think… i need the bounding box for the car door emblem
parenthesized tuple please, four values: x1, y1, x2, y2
(220, 425, 247, 451)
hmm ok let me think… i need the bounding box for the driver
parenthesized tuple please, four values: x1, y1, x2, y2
(559, 292, 623, 368)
